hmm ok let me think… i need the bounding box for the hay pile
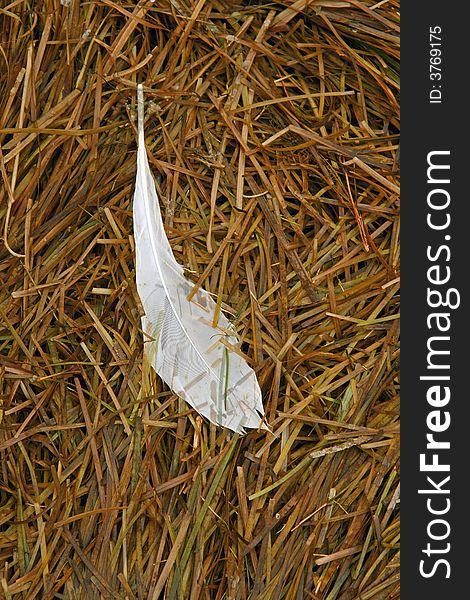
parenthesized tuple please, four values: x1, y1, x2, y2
(0, 1, 399, 598)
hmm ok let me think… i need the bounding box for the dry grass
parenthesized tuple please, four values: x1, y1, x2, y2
(0, 1, 399, 598)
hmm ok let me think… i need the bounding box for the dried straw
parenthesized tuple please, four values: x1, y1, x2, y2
(0, 1, 399, 598)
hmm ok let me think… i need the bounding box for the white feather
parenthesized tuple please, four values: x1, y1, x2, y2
(133, 84, 266, 433)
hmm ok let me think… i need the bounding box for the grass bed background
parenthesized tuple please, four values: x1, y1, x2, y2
(0, 1, 399, 598)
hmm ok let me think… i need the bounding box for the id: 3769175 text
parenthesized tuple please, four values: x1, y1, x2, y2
(429, 26, 442, 104)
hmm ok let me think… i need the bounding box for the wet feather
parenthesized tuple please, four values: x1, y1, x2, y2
(133, 84, 266, 433)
